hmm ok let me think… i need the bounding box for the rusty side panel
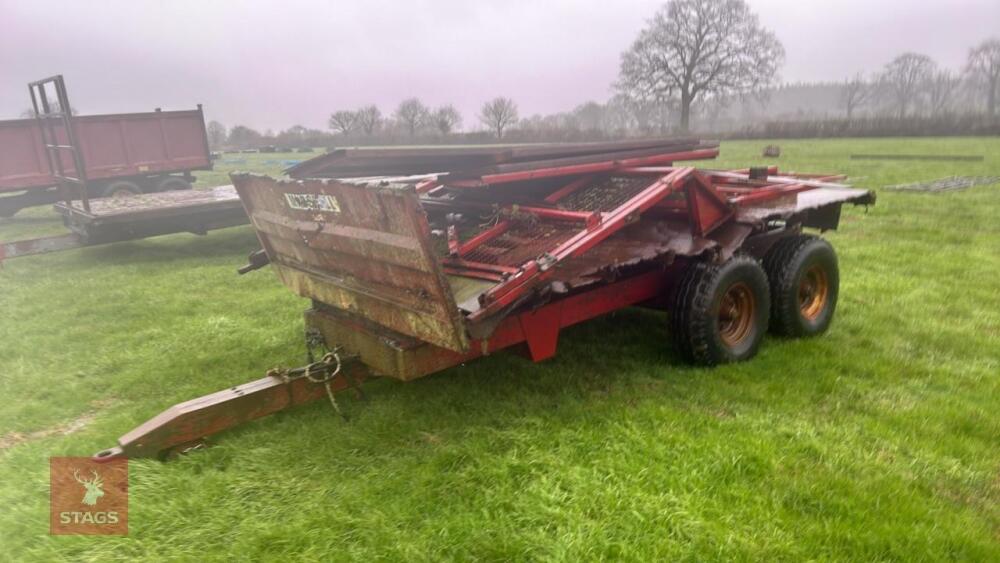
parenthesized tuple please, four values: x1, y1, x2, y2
(232, 173, 469, 352)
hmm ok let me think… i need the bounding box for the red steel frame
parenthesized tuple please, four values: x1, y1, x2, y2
(91, 157, 859, 462)
(433, 164, 843, 321)
(443, 148, 720, 187)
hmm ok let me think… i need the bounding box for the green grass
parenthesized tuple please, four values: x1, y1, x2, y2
(0, 139, 998, 561)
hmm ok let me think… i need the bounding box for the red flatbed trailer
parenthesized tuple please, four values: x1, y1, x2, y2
(0, 76, 247, 262)
(92, 144, 875, 462)
(0, 76, 212, 217)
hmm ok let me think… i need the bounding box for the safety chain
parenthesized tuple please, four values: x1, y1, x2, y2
(306, 328, 367, 404)
(265, 351, 345, 418)
(310, 352, 343, 417)
(265, 329, 367, 420)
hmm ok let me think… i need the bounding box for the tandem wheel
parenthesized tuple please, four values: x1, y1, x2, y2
(670, 255, 771, 365)
(763, 235, 840, 338)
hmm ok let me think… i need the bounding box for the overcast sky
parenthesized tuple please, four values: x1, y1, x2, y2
(1, 0, 998, 131)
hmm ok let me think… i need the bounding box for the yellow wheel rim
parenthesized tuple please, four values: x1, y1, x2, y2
(798, 264, 829, 321)
(719, 282, 756, 347)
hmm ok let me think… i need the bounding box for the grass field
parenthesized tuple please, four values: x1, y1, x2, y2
(0, 138, 998, 561)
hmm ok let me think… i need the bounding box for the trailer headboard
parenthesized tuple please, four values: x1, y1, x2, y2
(230, 173, 469, 352)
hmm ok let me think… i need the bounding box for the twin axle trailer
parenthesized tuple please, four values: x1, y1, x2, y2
(91, 142, 874, 461)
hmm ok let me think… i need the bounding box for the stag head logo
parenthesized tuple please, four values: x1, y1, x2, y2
(73, 469, 105, 506)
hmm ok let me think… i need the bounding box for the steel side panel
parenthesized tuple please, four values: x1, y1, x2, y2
(233, 173, 468, 352)
(303, 268, 673, 381)
(0, 119, 51, 190)
(0, 110, 211, 192)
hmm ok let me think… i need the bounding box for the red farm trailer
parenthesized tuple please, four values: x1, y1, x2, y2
(0, 75, 212, 217)
(92, 141, 875, 462)
(0, 76, 247, 262)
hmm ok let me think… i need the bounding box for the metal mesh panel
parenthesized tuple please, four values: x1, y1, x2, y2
(558, 176, 653, 213)
(461, 220, 578, 267)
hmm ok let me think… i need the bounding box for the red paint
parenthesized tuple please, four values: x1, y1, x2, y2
(685, 172, 734, 236)
(444, 149, 719, 187)
(458, 220, 509, 257)
(518, 302, 564, 361)
(0, 110, 212, 193)
(545, 175, 596, 203)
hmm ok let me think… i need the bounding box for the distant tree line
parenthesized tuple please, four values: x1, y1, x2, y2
(204, 0, 1000, 149)
(726, 114, 1000, 140)
(833, 42, 1000, 122)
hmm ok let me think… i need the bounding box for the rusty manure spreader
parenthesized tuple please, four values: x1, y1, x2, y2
(93, 140, 875, 461)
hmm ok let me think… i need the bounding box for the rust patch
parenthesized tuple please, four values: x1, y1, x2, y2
(232, 173, 469, 352)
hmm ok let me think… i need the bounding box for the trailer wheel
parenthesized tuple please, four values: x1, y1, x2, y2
(763, 235, 839, 337)
(670, 255, 770, 365)
(101, 181, 142, 198)
(155, 176, 193, 192)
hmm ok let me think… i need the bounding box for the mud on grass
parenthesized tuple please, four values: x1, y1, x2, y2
(0, 140, 998, 560)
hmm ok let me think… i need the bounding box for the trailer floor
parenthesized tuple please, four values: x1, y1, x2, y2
(0, 187, 248, 261)
(56, 185, 242, 223)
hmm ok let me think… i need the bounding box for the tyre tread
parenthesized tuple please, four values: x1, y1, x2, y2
(670, 255, 769, 365)
(763, 234, 838, 337)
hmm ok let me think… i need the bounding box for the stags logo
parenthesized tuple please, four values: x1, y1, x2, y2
(74, 469, 105, 506)
(50, 457, 128, 535)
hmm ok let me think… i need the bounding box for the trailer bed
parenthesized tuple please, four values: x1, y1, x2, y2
(0, 187, 248, 261)
(55, 185, 242, 223)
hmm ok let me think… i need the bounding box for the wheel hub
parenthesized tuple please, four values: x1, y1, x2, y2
(719, 282, 755, 347)
(798, 264, 829, 321)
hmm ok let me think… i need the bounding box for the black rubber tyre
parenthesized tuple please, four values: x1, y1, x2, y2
(670, 255, 770, 365)
(155, 176, 193, 192)
(762, 235, 839, 338)
(101, 180, 142, 198)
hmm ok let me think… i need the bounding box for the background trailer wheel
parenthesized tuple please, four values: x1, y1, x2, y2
(763, 235, 840, 337)
(100, 180, 142, 198)
(670, 255, 771, 365)
(154, 176, 193, 192)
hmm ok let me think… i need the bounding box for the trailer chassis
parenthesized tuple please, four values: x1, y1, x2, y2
(93, 160, 874, 462)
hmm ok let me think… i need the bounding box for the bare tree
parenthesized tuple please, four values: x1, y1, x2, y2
(328, 110, 358, 136)
(697, 94, 731, 132)
(394, 98, 430, 137)
(206, 120, 227, 148)
(966, 38, 1000, 118)
(431, 105, 462, 135)
(355, 105, 382, 135)
(573, 101, 607, 132)
(603, 97, 632, 135)
(479, 97, 519, 139)
(611, 92, 661, 134)
(878, 53, 936, 118)
(617, 0, 784, 132)
(276, 125, 308, 148)
(227, 125, 263, 149)
(927, 70, 960, 116)
(840, 74, 873, 120)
